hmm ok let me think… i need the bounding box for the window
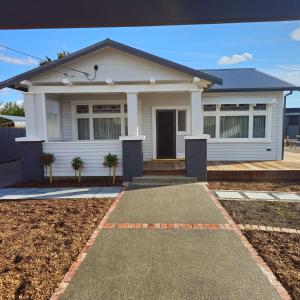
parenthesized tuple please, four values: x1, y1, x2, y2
(93, 118, 121, 140)
(76, 105, 89, 114)
(92, 104, 120, 114)
(220, 116, 249, 138)
(203, 116, 216, 138)
(203, 103, 269, 140)
(220, 104, 249, 111)
(77, 118, 90, 140)
(75, 103, 127, 140)
(254, 104, 266, 111)
(177, 110, 186, 132)
(253, 115, 266, 138)
(203, 105, 216, 111)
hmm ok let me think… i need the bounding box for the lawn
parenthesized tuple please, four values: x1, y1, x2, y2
(209, 181, 300, 192)
(0, 198, 114, 300)
(220, 200, 300, 300)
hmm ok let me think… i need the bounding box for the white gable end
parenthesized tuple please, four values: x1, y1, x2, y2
(30, 47, 193, 84)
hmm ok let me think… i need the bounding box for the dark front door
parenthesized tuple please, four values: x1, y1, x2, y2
(156, 110, 176, 159)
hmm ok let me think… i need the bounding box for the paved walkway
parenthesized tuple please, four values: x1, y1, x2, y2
(60, 184, 284, 300)
(0, 187, 121, 200)
(215, 190, 300, 202)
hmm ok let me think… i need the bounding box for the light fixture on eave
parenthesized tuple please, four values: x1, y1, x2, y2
(20, 80, 32, 87)
(62, 77, 73, 86)
(106, 79, 114, 85)
(149, 77, 156, 85)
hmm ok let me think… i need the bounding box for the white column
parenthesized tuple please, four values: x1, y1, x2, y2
(20, 92, 47, 141)
(127, 92, 139, 136)
(190, 89, 203, 135)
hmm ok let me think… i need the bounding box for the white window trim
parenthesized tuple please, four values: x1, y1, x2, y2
(152, 105, 190, 159)
(202, 103, 272, 143)
(71, 100, 127, 141)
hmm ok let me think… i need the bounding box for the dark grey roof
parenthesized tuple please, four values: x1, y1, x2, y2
(202, 68, 298, 92)
(0, 38, 221, 91)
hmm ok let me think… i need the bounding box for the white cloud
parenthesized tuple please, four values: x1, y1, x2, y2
(263, 65, 300, 86)
(290, 27, 300, 41)
(218, 52, 253, 65)
(0, 87, 9, 95)
(0, 53, 38, 65)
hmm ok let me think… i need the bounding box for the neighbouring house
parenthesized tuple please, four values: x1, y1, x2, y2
(285, 108, 300, 139)
(0, 39, 298, 181)
(0, 114, 26, 128)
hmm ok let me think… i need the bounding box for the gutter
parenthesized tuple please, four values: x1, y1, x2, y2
(282, 90, 294, 160)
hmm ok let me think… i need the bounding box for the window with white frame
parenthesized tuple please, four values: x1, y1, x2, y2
(47, 99, 61, 139)
(75, 103, 127, 140)
(203, 103, 269, 140)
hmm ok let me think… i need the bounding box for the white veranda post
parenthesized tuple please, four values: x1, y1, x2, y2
(127, 92, 139, 136)
(190, 89, 203, 136)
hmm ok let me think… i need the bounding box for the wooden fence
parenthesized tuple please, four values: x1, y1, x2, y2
(0, 128, 25, 163)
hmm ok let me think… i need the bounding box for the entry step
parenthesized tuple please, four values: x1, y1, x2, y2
(131, 175, 197, 186)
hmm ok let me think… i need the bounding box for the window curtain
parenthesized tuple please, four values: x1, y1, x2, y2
(203, 116, 216, 138)
(253, 115, 266, 138)
(77, 118, 90, 140)
(220, 116, 249, 138)
(93, 118, 121, 140)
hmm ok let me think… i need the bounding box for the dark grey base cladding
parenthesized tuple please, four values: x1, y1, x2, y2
(122, 140, 143, 181)
(185, 139, 207, 181)
(18, 141, 44, 182)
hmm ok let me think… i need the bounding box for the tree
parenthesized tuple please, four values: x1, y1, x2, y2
(0, 101, 24, 116)
(41, 153, 55, 183)
(71, 157, 84, 183)
(40, 51, 71, 65)
(103, 153, 118, 185)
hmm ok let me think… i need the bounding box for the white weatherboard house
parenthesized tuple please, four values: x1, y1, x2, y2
(0, 39, 297, 181)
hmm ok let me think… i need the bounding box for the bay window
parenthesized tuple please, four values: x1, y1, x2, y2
(75, 102, 127, 140)
(203, 103, 269, 140)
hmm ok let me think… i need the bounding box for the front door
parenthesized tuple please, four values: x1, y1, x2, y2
(156, 110, 176, 159)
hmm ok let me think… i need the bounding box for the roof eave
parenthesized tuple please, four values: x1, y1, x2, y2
(204, 87, 299, 93)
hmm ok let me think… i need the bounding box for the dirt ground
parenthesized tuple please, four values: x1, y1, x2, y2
(0, 198, 114, 300)
(209, 181, 300, 192)
(220, 200, 300, 229)
(9, 177, 123, 188)
(244, 231, 300, 300)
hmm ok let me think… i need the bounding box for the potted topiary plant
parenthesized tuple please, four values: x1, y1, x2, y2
(40, 153, 55, 183)
(71, 157, 84, 183)
(103, 153, 118, 185)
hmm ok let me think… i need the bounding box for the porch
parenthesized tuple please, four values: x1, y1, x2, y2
(143, 151, 300, 181)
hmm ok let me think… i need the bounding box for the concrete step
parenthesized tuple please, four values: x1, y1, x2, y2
(143, 169, 185, 176)
(131, 175, 197, 186)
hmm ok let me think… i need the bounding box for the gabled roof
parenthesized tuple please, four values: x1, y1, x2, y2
(201, 68, 298, 92)
(0, 38, 222, 91)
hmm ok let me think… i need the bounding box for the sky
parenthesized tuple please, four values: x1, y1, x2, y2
(0, 21, 300, 107)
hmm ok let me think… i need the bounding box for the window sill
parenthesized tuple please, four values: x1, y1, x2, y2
(208, 139, 272, 143)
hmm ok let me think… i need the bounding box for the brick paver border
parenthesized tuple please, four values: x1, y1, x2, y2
(50, 190, 125, 300)
(203, 185, 292, 300)
(51, 184, 292, 300)
(238, 224, 300, 234)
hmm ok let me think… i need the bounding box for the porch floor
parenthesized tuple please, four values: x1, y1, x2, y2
(144, 151, 300, 172)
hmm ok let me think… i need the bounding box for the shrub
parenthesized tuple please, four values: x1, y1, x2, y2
(71, 157, 84, 183)
(41, 153, 55, 183)
(103, 153, 118, 184)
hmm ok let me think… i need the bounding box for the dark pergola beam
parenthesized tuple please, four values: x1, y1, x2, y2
(1, 0, 300, 29)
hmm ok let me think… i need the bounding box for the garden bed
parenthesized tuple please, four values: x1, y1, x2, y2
(220, 200, 300, 229)
(220, 200, 300, 300)
(244, 231, 299, 300)
(209, 181, 300, 192)
(8, 177, 123, 188)
(0, 198, 114, 300)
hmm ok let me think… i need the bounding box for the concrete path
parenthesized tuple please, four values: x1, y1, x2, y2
(61, 184, 282, 300)
(215, 189, 300, 202)
(0, 187, 121, 200)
